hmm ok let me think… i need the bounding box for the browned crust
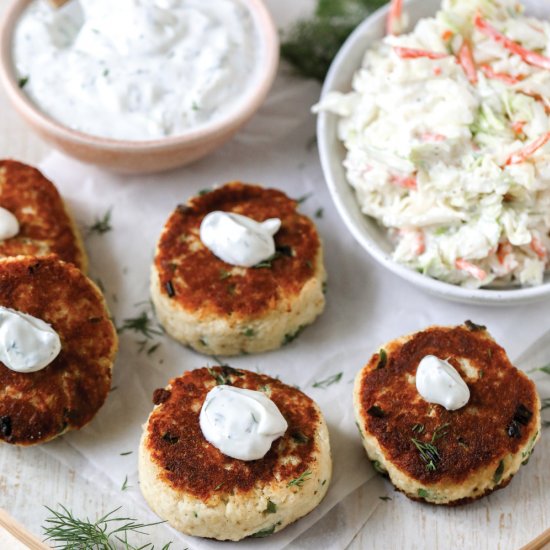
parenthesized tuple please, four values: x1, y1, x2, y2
(0, 256, 117, 445)
(154, 182, 321, 318)
(145, 367, 321, 501)
(0, 160, 86, 270)
(357, 324, 539, 484)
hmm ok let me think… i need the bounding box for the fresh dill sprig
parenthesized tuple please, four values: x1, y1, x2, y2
(281, 0, 387, 81)
(287, 470, 312, 488)
(312, 372, 343, 388)
(43, 504, 171, 549)
(88, 208, 113, 235)
(411, 423, 450, 471)
(529, 365, 550, 375)
(117, 311, 163, 339)
(121, 475, 131, 491)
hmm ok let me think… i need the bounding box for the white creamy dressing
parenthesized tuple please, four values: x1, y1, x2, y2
(200, 211, 281, 268)
(13, 0, 262, 140)
(415, 355, 470, 411)
(0, 208, 19, 241)
(0, 307, 61, 373)
(199, 385, 288, 461)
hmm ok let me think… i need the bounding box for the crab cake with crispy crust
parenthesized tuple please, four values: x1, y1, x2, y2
(139, 366, 332, 541)
(0, 160, 87, 271)
(0, 255, 117, 445)
(353, 323, 540, 506)
(151, 182, 326, 356)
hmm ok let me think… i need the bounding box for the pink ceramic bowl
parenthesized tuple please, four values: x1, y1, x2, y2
(0, 0, 279, 174)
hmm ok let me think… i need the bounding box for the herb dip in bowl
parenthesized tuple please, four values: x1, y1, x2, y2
(0, 0, 279, 173)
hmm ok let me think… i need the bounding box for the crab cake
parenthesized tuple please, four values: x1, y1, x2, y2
(151, 182, 326, 356)
(0, 160, 87, 271)
(353, 323, 541, 506)
(0, 255, 117, 445)
(139, 366, 332, 541)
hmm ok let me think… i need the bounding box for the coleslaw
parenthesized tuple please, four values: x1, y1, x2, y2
(315, 0, 550, 288)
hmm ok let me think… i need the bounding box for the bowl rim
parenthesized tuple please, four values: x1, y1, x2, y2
(0, 0, 280, 151)
(317, 0, 550, 305)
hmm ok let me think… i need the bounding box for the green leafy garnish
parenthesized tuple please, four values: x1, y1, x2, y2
(411, 423, 450, 472)
(18, 76, 29, 89)
(219, 270, 232, 280)
(251, 523, 280, 538)
(281, 0, 387, 81)
(117, 311, 163, 339)
(376, 349, 387, 369)
(287, 470, 312, 488)
(417, 488, 429, 499)
(243, 327, 255, 337)
(265, 500, 277, 514)
(412, 423, 425, 434)
(88, 208, 113, 235)
(379, 496, 392, 502)
(121, 476, 130, 491)
(208, 366, 244, 386)
(283, 325, 306, 345)
(530, 365, 550, 375)
(291, 431, 310, 444)
(312, 372, 343, 388)
(43, 505, 171, 549)
(371, 460, 387, 475)
(120, 451, 132, 456)
(493, 460, 505, 484)
(315, 208, 324, 219)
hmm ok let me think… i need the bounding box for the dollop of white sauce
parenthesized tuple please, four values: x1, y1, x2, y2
(13, 0, 262, 140)
(200, 211, 281, 268)
(0, 208, 19, 240)
(0, 307, 61, 373)
(415, 355, 470, 411)
(199, 385, 288, 461)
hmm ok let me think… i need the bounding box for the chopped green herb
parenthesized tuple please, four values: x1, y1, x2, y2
(117, 311, 163, 339)
(87, 208, 113, 235)
(371, 460, 386, 475)
(479, 369, 484, 379)
(296, 193, 312, 204)
(379, 496, 392, 502)
(119, 451, 132, 456)
(265, 500, 277, 514)
(355, 421, 364, 439)
(530, 365, 550, 375)
(192, 101, 200, 111)
(493, 460, 505, 484)
(322, 281, 328, 294)
(243, 327, 255, 337)
(321, 479, 327, 486)
(147, 343, 161, 356)
(208, 365, 244, 386)
(214, 482, 224, 491)
(198, 188, 212, 196)
(283, 325, 306, 345)
(291, 431, 310, 444)
(193, 512, 198, 518)
(412, 423, 425, 434)
(411, 423, 450, 472)
(315, 207, 324, 219)
(251, 523, 280, 538)
(102, 68, 109, 77)
(18, 76, 29, 89)
(376, 349, 387, 369)
(121, 476, 130, 491)
(287, 470, 312, 488)
(417, 488, 429, 499)
(219, 270, 231, 280)
(312, 372, 343, 388)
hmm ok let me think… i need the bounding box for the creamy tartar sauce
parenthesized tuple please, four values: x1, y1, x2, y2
(415, 355, 470, 411)
(200, 211, 281, 268)
(0, 208, 19, 241)
(199, 385, 288, 461)
(0, 307, 61, 373)
(13, 0, 262, 140)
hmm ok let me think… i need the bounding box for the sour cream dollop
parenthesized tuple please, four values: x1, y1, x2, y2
(200, 211, 281, 268)
(13, 0, 262, 140)
(415, 355, 470, 411)
(0, 208, 19, 241)
(0, 307, 61, 373)
(199, 385, 288, 461)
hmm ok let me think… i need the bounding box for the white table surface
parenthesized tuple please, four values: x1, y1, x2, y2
(0, 1, 549, 549)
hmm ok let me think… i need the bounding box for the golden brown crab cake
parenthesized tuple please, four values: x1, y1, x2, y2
(151, 182, 326, 356)
(0, 160, 87, 271)
(0, 255, 117, 445)
(353, 322, 541, 506)
(139, 367, 332, 541)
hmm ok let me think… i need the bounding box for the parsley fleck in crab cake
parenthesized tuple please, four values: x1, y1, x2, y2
(139, 366, 332, 540)
(151, 182, 326, 356)
(0, 255, 117, 445)
(0, 160, 87, 271)
(353, 322, 540, 505)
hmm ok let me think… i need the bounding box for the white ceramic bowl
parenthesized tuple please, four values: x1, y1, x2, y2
(0, 0, 279, 174)
(317, 0, 550, 306)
